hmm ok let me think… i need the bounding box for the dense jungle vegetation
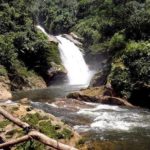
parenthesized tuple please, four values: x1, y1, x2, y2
(0, 0, 149, 106)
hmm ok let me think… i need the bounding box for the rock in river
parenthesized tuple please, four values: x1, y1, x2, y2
(67, 87, 134, 107)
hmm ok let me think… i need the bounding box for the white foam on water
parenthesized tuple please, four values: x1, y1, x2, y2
(56, 35, 93, 85)
(74, 125, 91, 132)
(91, 120, 132, 131)
(76, 104, 150, 131)
(46, 103, 58, 108)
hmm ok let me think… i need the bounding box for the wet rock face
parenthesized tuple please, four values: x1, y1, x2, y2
(90, 64, 111, 87)
(47, 62, 67, 85)
(0, 76, 12, 100)
(90, 71, 107, 87)
(48, 62, 67, 77)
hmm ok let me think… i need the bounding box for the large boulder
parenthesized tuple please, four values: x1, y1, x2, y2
(67, 87, 134, 107)
(96, 96, 134, 107)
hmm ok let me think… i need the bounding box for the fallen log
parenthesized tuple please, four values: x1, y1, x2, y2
(0, 107, 78, 150)
(0, 107, 30, 129)
(0, 135, 29, 149)
(0, 131, 78, 150)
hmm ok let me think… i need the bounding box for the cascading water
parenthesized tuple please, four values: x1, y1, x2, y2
(36, 25, 49, 37)
(56, 35, 91, 85)
(36, 25, 93, 86)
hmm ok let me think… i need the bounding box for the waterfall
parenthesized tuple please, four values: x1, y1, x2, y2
(36, 25, 49, 37)
(56, 36, 91, 85)
(36, 25, 92, 85)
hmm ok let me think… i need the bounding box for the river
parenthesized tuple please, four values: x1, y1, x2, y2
(13, 86, 150, 150)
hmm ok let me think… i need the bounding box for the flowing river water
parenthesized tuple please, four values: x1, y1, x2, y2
(13, 86, 150, 150)
(12, 26, 150, 149)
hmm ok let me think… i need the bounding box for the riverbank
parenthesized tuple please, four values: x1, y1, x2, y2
(0, 102, 80, 149)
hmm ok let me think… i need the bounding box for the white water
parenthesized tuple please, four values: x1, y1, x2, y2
(36, 25, 50, 38)
(56, 35, 92, 85)
(75, 104, 150, 132)
(36, 25, 93, 85)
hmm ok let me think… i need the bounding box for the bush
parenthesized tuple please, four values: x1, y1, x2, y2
(74, 18, 101, 47)
(109, 32, 126, 53)
(110, 41, 150, 107)
(111, 67, 132, 99)
(0, 65, 7, 76)
(125, 1, 150, 40)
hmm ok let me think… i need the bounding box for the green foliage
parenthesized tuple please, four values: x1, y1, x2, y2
(109, 32, 126, 53)
(110, 41, 150, 105)
(22, 113, 73, 140)
(38, 121, 63, 139)
(0, 65, 7, 76)
(89, 43, 108, 54)
(73, 18, 101, 46)
(110, 67, 131, 98)
(0, 120, 11, 128)
(16, 140, 45, 150)
(123, 42, 150, 83)
(0, 0, 61, 90)
(22, 113, 44, 127)
(73, 0, 150, 107)
(61, 128, 73, 139)
(38, 0, 78, 34)
(72, 0, 150, 56)
(125, 1, 150, 40)
(38, 121, 73, 139)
